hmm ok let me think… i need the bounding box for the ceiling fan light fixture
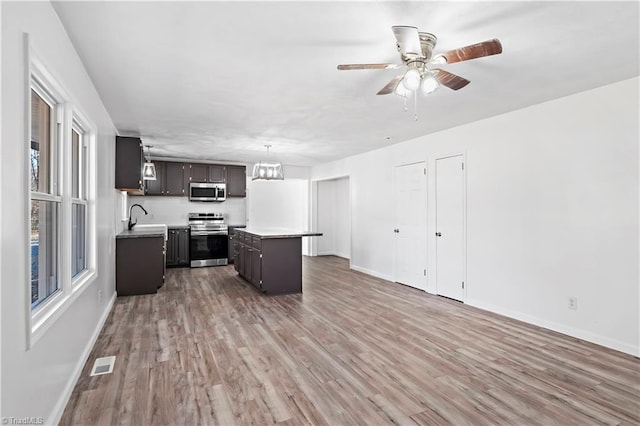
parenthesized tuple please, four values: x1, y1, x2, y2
(394, 82, 411, 97)
(402, 68, 421, 91)
(431, 54, 447, 65)
(421, 73, 440, 94)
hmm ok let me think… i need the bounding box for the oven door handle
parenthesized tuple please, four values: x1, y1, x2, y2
(190, 231, 229, 236)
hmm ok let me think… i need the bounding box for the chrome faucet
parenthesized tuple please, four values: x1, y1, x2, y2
(128, 203, 148, 230)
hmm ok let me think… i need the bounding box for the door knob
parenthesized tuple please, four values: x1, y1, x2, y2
(435, 232, 442, 237)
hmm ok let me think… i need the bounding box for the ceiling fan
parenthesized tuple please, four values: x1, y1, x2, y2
(337, 26, 502, 96)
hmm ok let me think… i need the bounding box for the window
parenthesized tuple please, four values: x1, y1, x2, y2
(71, 123, 87, 278)
(30, 86, 61, 309)
(28, 48, 97, 344)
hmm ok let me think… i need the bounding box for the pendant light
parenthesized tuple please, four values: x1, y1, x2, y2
(142, 145, 157, 180)
(252, 144, 284, 181)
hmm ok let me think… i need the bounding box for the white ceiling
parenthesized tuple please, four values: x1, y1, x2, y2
(52, 1, 639, 167)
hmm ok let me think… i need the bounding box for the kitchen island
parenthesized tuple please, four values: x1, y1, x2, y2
(233, 228, 321, 294)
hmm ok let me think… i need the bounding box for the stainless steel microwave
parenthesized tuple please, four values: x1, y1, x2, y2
(189, 182, 226, 202)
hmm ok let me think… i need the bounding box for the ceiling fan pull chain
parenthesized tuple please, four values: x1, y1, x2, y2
(403, 96, 408, 112)
(414, 90, 418, 121)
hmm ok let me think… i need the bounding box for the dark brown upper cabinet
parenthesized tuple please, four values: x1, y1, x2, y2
(209, 165, 226, 182)
(188, 163, 209, 183)
(144, 162, 165, 195)
(226, 165, 247, 197)
(139, 160, 245, 198)
(115, 136, 143, 192)
(145, 161, 186, 196)
(187, 163, 227, 183)
(165, 162, 186, 195)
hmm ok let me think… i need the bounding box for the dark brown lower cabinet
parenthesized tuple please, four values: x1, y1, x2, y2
(228, 226, 246, 264)
(235, 230, 303, 294)
(166, 227, 190, 267)
(243, 244, 252, 283)
(233, 240, 241, 272)
(251, 247, 262, 288)
(116, 236, 165, 296)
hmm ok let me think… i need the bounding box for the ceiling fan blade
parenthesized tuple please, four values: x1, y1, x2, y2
(337, 63, 400, 70)
(433, 69, 470, 90)
(439, 39, 502, 64)
(392, 26, 422, 57)
(376, 75, 404, 95)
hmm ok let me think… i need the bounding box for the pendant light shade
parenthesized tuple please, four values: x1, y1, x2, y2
(252, 162, 284, 180)
(142, 162, 157, 180)
(142, 145, 157, 180)
(252, 145, 284, 181)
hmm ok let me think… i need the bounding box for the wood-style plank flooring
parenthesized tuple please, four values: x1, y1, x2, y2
(60, 256, 640, 425)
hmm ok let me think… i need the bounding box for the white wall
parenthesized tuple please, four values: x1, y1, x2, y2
(248, 180, 309, 230)
(1, 2, 117, 422)
(316, 177, 350, 258)
(246, 165, 311, 255)
(311, 77, 639, 356)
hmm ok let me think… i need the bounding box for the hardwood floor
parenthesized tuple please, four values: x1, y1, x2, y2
(60, 256, 640, 425)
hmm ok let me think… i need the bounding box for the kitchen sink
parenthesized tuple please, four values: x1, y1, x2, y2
(130, 224, 168, 240)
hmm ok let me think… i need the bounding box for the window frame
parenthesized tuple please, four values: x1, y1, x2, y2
(27, 39, 98, 348)
(71, 118, 89, 281)
(29, 72, 64, 316)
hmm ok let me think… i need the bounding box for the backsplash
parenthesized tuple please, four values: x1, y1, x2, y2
(126, 196, 246, 227)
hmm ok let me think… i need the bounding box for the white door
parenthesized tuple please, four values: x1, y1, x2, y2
(435, 155, 465, 301)
(394, 162, 427, 290)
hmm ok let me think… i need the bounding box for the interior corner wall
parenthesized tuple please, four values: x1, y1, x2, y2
(311, 77, 639, 356)
(317, 180, 336, 255)
(1, 2, 117, 422)
(316, 178, 350, 259)
(333, 177, 351, 259)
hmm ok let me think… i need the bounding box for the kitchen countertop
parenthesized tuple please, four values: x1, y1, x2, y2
(117, 225, 168, 240)
(238, 228, 322, 239)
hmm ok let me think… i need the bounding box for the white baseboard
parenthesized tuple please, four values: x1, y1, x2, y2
(333, 251, 350, 260)
(316, 251, 351, 260)
(49, 291, 117, 424)
(465, 298, 639, 357)
(350, 264, 394, 282)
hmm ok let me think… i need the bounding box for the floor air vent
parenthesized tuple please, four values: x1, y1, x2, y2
(90, 356, 116, 376)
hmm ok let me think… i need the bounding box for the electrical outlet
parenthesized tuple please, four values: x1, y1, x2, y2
(568, 297, 577, 310)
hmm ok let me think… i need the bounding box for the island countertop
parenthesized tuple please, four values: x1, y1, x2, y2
(239, 228, 322, 239)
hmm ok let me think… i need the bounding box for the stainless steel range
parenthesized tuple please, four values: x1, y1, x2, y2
(188, 212, 228, 267)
